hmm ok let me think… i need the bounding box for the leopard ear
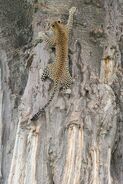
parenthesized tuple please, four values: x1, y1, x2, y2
(52, 24, 55, 28)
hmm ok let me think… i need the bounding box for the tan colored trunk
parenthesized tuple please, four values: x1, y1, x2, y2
(0, 0, 123, 183)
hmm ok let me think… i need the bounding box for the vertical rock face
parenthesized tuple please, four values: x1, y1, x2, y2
(0, 0, 123, 183)
(0, 1, 32, 183)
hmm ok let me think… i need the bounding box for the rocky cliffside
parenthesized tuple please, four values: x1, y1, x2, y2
(0, 0, 123, 183)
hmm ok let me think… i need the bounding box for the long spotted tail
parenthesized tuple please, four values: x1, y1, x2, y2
(31, 82, 58, 121)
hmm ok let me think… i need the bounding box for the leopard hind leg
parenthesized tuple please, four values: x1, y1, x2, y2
(41, 63, 56, 82)
(41, 66, 49, 81)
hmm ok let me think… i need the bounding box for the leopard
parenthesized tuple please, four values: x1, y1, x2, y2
(31, 7, 76, 121)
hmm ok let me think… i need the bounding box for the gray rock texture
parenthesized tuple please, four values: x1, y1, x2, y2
(0, 0, 123, 183)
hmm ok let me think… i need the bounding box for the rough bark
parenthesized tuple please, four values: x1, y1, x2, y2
(0, 0, 123, 184)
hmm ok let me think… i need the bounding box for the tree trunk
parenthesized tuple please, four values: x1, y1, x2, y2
(0, 0, 123, 183)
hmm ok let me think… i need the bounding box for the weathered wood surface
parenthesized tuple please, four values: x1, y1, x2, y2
(0, 0, 123, 183)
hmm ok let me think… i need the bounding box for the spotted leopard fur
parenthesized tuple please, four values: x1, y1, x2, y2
(31, 7, 76, 121)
